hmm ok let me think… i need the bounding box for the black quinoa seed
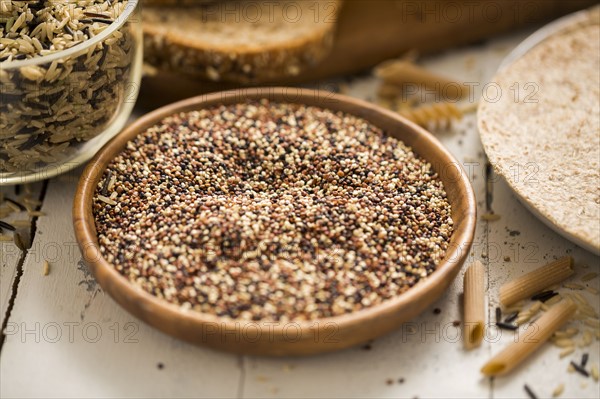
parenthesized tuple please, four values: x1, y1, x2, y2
(0, 220, 16, 231)
(523, 384, 538, 399)
(503, 311, 519, 324)
(570, 361, 590, 377)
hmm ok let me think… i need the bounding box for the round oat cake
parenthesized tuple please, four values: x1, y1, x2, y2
(478, 13, 600, 254)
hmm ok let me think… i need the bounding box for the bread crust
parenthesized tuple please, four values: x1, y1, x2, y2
(143, 1, 340, 83)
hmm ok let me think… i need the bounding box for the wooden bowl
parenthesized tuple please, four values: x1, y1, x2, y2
(73, 88, 476, 356)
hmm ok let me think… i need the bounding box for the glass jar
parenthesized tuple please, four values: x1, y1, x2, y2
(0, 0, 142, 184)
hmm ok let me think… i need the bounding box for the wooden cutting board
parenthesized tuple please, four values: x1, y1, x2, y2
(138, 0, 597, 111)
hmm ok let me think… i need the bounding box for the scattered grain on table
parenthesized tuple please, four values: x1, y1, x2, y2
(42, 260, 50, 276)
(551, 383, 564, 397)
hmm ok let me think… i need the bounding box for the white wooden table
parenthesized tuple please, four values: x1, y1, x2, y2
(1, 29, 599, 399)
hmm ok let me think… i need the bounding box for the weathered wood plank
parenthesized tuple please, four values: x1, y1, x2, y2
(0, 175, 241, 398)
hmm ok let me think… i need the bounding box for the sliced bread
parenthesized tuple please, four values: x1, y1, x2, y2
(142, 1, 341, 83)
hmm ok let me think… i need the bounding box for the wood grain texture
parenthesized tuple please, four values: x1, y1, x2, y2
(72, 88, 477, 356)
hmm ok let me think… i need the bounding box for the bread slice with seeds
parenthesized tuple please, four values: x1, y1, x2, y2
(142, 0, 341, 83)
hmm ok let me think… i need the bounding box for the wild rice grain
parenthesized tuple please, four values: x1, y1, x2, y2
(42, 260, 50, 276)
(581, 353, 589, 367)
(523, 384, 538, 399)
(13, 233, 24, 250)
(585, 287, 599, 295)
(503, 311, 519, 324)
(0, 220, 16, 231)
(559, 346, 575, 358)
(553, 338, 575, 348)
(570, 361, 590, 377)
(564, 283, 585, 290)
(591, 364, 599, 382)
(0, 0, 136, 174)
(551, 383, 564, 398)
(11, 220, 31, 228)
(531, 290, 558, 302)
(5, 198, 25, 211)
(496, 322, 518, 331)
(581, 273, 598, 282)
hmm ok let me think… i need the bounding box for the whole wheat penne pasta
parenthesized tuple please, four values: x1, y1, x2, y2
(552, 383, 565, 397)
(481, 300, 577, 376)
(463, 261, 485, 349)
(581, 272, 598, 282)
(499, 256, 574, 307)
(10, 220, 31, 227)
(591, 364, 599, 381)
(552, 338, 575, 348)
(374, 60, 469, 99)
(586, 287, 599, 295)
(584, 318, 600, 328)
(564, 283, 584, 290)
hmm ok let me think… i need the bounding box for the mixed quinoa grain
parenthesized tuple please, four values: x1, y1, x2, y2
(0, 0, 138, 173)
(93, 100, 454, 321)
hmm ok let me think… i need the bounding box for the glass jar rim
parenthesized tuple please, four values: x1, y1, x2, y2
(0, 0, 139, 70)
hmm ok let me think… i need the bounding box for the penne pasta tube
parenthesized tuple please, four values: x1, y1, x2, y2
(464, 261, 485, 349)
(481, 300, 577, 376)
(500, 256, 574, 307)
(374, 60, 469, 99)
